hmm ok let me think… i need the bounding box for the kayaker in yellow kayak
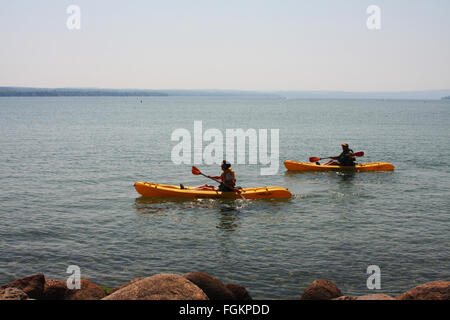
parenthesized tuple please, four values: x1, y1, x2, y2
(209, 160, 236, 191)
(323, 143, 356, 166)
(181, 160, 237, 191)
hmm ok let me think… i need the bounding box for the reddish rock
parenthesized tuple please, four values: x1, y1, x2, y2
(183, 272, 235, 300)
(41, 279, 68, 300)
(300, 279, 343, 300)
(102, 274, 208, 300)
(356, 294, 395, 300)
(226, 284, 252, 300)
(333, 296, 357, 300)
(396, 281, 450, 300)
(109, 278, 145, 295)
(0, 287, 30, 300)
(334, 294, 395, 300)
(0, 274, 45, 299)
(65, 279, 106, 300)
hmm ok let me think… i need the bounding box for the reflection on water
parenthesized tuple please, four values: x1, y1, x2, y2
(284, 169, 358, 185)
(134, 196, 247, 210)
(134, 196, 244, 232)
(135, 196, 205, 215)
(336, 171, 356, 183)
(284, 169, 394, 185)
(134, 196, 192, 215)
(216, 205, 241, 232)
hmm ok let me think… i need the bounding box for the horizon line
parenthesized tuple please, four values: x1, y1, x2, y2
(1, 86, 450, 94)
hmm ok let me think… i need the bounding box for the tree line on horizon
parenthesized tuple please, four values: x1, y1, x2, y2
(0, 87, 168, 97)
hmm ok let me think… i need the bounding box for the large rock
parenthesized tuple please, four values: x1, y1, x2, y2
(333, 296, 356, 300)
(41, 279, 68, 300)
(65, 279, 106, 300)
(0, 287, 30, 300)
(397, 281, 450, 300)
(334, 293, 395, 300)
(103, 274, 208, 300)
(183, 272, 235, 300)
(226, 284, 252, 300)
(109, 278, 145, 295)
(0, 274, 45, 299)
(300, 279, 343, 300)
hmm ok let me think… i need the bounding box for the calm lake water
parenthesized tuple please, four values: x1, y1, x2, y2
(0, 97, 449, 299)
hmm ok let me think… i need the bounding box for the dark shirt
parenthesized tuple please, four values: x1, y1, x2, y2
(338, 149, 355, 166)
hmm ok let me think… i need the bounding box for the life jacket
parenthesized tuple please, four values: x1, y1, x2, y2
(221, 168, 236, 186)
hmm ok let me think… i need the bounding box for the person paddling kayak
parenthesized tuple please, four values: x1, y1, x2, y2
(323, 143, 356, 166)
(181, 160, 237, 191)
(209, 160, 236, 191)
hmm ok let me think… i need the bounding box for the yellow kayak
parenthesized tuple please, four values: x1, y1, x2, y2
(284, 160, 394, 172)
(134, 182, 292, 199)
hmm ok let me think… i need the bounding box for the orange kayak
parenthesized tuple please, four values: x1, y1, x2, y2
(134, 182, 292, 199)
(284, 160, 394, 172)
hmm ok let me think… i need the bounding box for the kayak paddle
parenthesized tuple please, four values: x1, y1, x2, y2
(191, 166, 245, 198)
(309, 151, 365, 163)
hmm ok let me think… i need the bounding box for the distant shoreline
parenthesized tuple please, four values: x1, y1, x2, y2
(0, 87, 168, 97)
(1, 87, 450, 100)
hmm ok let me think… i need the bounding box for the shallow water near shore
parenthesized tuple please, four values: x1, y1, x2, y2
(0, 97, 449, 299)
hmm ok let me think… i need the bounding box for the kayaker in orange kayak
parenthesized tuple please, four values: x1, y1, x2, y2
(181, 160, 237, 191)
(323, 143, 356, 166)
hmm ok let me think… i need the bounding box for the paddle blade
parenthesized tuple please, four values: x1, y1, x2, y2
(191, 166, 201, 175)
(309, 157, 321, 162)
(354, 151, 364, 157)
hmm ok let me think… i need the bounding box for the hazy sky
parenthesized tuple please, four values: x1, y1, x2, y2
(1, 0, 449, 91)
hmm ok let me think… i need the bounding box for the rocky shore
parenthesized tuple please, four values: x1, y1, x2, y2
(1, 272, 449, 300)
